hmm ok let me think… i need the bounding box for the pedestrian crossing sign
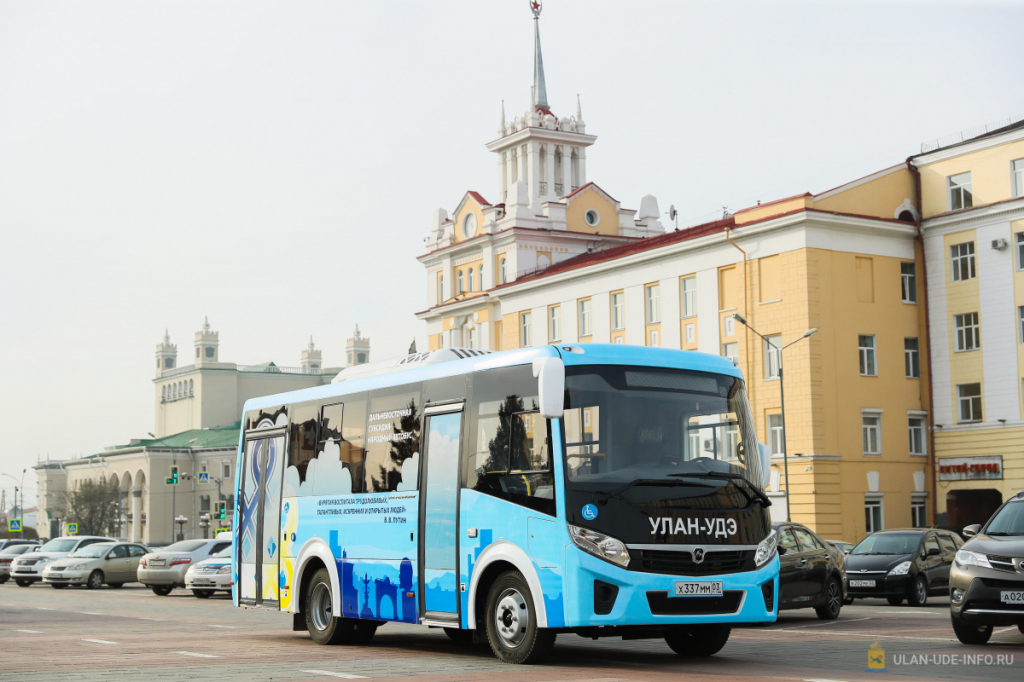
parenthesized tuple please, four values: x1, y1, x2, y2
(7, 518, 21, 532)
(215, 527, 230, 536)
(67, 522, 79, 535)
(197, 472, 210, 484)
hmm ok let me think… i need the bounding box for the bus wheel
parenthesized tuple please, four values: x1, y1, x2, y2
(665, 624, 731, 657)
(444, 628, 474, 644)
(304, 567, 351, 645)
(349, 621, 378, 645)
(484, 570, 556, 664)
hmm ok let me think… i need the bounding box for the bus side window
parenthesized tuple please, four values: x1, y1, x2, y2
(288, 402, 320, 485)
(339, 396, 367, 494)
(364, 386, 421, 493)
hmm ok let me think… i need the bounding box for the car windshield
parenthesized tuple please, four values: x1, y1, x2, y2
(38, 539, 79, 553)
(162, 540, 208, 553)
(214, 547, 232, 558)
(69, 544, 113, 558)
(985, 501, 1024, 535)
(562, 366, 763, 490)
(851, 533, 921, 555)
(0, 545, 35, 556)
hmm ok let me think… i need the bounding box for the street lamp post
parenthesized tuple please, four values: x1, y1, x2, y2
(3, 469, 27, 537)
(732, 314, 818, 522)
(175, 515, 188, 542)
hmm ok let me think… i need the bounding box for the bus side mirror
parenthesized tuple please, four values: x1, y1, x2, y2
(758, 443, 771, 489)
(533, 357, 565, 420)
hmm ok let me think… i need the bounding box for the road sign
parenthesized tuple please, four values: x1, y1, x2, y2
(214, 528, 230, 536)
(197, 472, 210, 484)
(8, 518, 21, 532)
(67, 523, 78, 535)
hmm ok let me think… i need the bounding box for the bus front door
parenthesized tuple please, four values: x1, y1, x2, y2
(420, 403, 464, 621)
(239, 431, 285, 607)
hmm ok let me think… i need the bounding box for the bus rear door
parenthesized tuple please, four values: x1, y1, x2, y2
(239, 426, 286, 607)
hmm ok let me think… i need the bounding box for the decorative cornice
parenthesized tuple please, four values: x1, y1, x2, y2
(913, 125, 1024, 165)
(921, 197, 1024, 232)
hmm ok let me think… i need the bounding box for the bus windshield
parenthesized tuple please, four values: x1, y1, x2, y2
(562, 366, 763, 492)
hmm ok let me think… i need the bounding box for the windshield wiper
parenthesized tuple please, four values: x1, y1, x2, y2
(595, 478, 716, 506)
(667, 471, 771, 508)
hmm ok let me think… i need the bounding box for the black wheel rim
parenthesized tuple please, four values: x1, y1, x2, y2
(916, 578, 926, 604)
(828, 582, 840, 615)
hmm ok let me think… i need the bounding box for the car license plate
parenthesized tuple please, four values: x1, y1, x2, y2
(49, 573, 62, 579)
(850, 580, 876, 587)
(674, 581, 723, 596)
(193, 579, 213, 585)
(1000, 590, 1024, 604)
(150, 560, 165, 566)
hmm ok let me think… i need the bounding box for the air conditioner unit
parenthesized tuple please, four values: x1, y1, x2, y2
(992, 238, 1008, 251)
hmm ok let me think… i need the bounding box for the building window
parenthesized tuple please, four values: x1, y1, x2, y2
(200, 495, 210, 512)
(722, 342, 738, 365)
(911, 499, 926, 528)
(685, 323, 695, 344)
(611, 292, 624, 331)
(862, 413, 881, 455)
(648, 328, 659, 347)
(767, 414, 783, 455)
(859, 335, 877, 376)
(520, 312, 532, 347)
(478, 264, 484, 291)
(1019, 305, 1024, 343)
(578, 299, 592, 337)
(548, 306, 561, 343)
(680, 276, 697, 318)
(613, 336, 624, 345)
(904, 338, 920, 378)
(467, 268, 474, 292)
(645, 284, 660, 324)
(957, 383, 982, 423)
(437, 274, 444, 303)
(1013, 158, 1024, 198)
(948, 171, 973, 210)
(908, 416, 926, 456)
(901, 262, 917, 303)
(950, 242, 976, 282)
(954, 312, 980, 352)
(499, 257, 507, 284)
(723, 315, 734, 337)
(466, 326, 477, 349)
(223, 463, 231, 478)
(1018, 233, 1024, 271)
(865, 498, 883, 533)
(764, 335, 781, 379)
(456, 270, 464, 295)
(585, 208, 600, 226)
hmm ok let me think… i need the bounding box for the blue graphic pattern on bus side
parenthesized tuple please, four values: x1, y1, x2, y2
(459, 490, 566, 629)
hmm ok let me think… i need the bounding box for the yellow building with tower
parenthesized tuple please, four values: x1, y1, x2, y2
(415, 6, 938, 542)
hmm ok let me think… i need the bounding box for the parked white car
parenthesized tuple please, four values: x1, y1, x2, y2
(184, 545, 232, 597)
(138, 538, 231, 595)
(9, 536, 115, 587)
(0, 544, 40, 583)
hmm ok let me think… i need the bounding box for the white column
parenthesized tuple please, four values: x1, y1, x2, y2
(505, 150, 515, 203)
(696, 269, 721, 355)
(527, 141, 540, 210)
(131, 490, 142, 542)
(561, 146, 572, 195)
(498, 152, 507, 204)
(592, 291, 611, 342)
(441, 256, 452, 302)
(544, 144, 555, 202)
(624, 285, 645, 345)
(660, 277, 681, 348)
(578, 147, 587, 186)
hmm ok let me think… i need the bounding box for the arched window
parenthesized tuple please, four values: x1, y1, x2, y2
(162, 386, 166, 401)
(188, 379, 193, 396)
(467, 268, 474, 292)
(478, 264, 484, 291)
(438, 274, 444, 303)
(500, 257, 507, 284)
(457, 270, 464, 295)
(571, 149, 580, 190)
(554, 147, 564, 194)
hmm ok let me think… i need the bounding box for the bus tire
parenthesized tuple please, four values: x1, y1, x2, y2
(304, 567, 351, 645)
(349, 621, 378, 645)
(484, 570, 556, 664)
(665, 624, 731, 657)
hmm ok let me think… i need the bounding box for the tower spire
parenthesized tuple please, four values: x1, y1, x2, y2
(531, 1, 548, 111)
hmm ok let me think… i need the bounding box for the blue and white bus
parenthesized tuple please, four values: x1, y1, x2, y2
(233, 344, 779, 664)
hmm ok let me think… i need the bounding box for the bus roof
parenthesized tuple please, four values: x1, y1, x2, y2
(239, 344, 743, 415)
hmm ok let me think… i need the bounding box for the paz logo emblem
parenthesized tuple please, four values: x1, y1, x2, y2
(692, 547, 706, 564)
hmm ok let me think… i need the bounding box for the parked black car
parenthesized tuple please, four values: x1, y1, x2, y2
(774, 522, 847, 620)
(949, 492, 1024, 645)
(845, 528, 962, 606)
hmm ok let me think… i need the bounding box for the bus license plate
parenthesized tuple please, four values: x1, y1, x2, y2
(850, 580, 876, 587)
(675, 581, 723, 597)
(1001, 591, 1024, 604)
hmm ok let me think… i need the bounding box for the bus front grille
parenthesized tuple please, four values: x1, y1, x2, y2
(646, 590, 743, 615)
(631, 549, 754, 576)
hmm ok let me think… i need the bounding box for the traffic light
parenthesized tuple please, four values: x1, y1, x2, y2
(166, 465, 179, 485)
(215, 501, 226, 520)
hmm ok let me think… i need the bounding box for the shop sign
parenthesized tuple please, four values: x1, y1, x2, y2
(938, 456, 1002, 481)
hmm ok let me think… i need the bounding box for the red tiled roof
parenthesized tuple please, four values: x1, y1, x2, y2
(467, 191, 490, 207)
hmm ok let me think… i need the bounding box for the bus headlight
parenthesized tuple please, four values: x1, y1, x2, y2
(754, 529, 778, 567)
(568, 524, 630, 568)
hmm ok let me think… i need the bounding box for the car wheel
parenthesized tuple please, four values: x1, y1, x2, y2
(51, 583, 67, 589)
(304, 567, 351, 645)
(951, 614, 992, 645)
(908, 576, 928, 607)
(15, 579, 33, 587)
(1018, 624, 1024, 635)
(815, 578, 842, 620)
(0, 576, 8, 584)
(665, 624, 731, 657)
(193, 589, 214, 598)
(87, 571, 104, 590)
(887, 596, 904, 606)
(108, 583, 123, 589)
(843, 597, 854, 605)
(484, 570, 556, 664)
(151, 585, 173, 596)
(444, 627, 474, 644)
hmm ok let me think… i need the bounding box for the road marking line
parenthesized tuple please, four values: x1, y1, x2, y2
(778, 617, 873, 630)
(805, 679, 854, 682)
(12, 629, 42, 634)
(82, 639, 118, 645)
(302, 671, 366, 679)
(175, 651, 218, 658)
(207, 624, 239, 628)
(77, 612, 102, 615)
(874, 610, 943, 616)
(139, 617, 165, 621)
(995, 626, 1018, 634)
(34, 607, 54, 610)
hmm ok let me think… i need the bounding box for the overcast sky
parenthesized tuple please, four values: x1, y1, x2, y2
(2, 0, 1022, 507)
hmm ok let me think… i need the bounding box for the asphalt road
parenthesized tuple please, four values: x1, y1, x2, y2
(1, 582, 1021, 681)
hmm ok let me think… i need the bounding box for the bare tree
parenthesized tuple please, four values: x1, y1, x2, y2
(57, 478, 120, 537)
